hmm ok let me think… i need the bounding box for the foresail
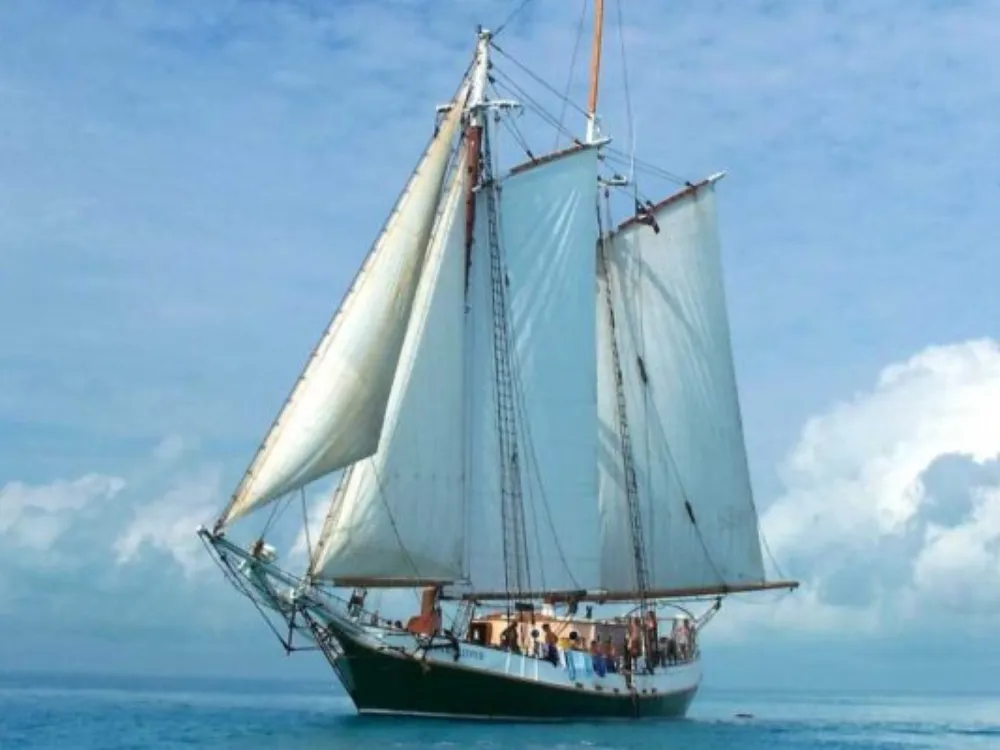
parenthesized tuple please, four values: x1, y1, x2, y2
(597, 177, 766, 593)
(220, 87, 467, 526)
(464, 145, 602, 595)
(309, 150, 469, 584)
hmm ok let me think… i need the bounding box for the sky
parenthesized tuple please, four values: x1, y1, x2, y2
(1, 0, 999, 692)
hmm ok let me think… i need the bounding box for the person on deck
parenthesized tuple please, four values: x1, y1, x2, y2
(558, 631, 572, 652)
(602, 636, 617, 674)
(589, 639, 606, 677)
(629, 617, 643, 662)
(685, 618, 697, 658)
(665, 633, 678, 665)
(500, 621, 520, 652)
(674, 619, 689, 661)
(645, 610, 659, 667)
(541, 623, 559, 666)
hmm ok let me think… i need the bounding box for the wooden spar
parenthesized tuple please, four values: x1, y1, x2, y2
(463, 28, 491, 285)
(507, 142, 591, 176)
(446, 579, 800, 603)
(332, 577, 454, 588)
(586, 0, 606, 142)
(616, 172, 726, 232)
(578, 579, 800, 604)
(463, 124, 482, 282)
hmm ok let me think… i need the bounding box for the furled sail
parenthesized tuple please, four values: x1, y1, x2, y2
(464, 145, 602, 595)
(220, 87, 467, 527)
(309, 151, 470, 584)
(597, 177, 766, 593)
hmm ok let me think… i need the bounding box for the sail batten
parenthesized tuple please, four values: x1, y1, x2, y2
(310, 147, 471, 583)
(598, 178, 767, 592)
(220, 85, 468, 527)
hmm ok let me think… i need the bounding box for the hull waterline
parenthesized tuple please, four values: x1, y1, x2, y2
(198, 529, 704, 722)
(327, 619, 700, 721)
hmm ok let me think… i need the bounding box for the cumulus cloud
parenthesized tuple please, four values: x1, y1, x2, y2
(717, 339, 1000, 639)
(0, 437, 222, 576)
(112, 467, 223, 577)
(0, 474, 125, 552)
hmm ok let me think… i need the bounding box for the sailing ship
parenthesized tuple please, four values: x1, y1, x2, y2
(198, 4, 797, 721)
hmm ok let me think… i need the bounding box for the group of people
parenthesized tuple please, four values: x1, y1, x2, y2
(498, 611, 697, 676)
(347, 586, 700, 678)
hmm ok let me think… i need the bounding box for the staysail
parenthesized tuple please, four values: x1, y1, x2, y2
(220, 86, 468, 527)
(308, 149, 470, 584)
(464, 145, 602, 595)
(597, 176, 767, 593)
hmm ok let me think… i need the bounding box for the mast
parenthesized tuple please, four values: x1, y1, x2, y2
(586, 0, 605, 143)
(464, 28, 491, 281)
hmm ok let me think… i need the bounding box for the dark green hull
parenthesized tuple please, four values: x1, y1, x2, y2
(332, 632, 697, 721)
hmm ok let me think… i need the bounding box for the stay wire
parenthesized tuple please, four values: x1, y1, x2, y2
(492, 43, 590, 121)
(614, 0, 636, 181)
(491, 71, 581, 148)
(555, 0, 590, 149)
(494, 0, 537, 37)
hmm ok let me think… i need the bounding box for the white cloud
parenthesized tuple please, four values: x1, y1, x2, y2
(715, 339, 1000, 640)
(151, 434, 188, 465)
(912, 484, 1000, 614)
(0, 438, 225, 580)
(112, 467, 223, 577)
(0, 474, 125, 551)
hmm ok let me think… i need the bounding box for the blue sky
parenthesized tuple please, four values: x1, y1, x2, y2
(2, 0, 999, 690)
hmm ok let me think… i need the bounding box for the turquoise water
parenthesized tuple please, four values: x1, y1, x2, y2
(1, 672, 998, 749)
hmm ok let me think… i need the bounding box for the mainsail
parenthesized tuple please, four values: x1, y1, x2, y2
(220, 85, 468, 526)
(597, 176, 767, 594)
(464, 146, 602, 596)
(309, 151, 470, 584)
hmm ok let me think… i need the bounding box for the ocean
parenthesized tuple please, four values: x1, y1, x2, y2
(1, 672, 997, 750)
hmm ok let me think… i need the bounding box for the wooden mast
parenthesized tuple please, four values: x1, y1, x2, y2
(463, 28, 491, 284)
(586, 0, 605, 143)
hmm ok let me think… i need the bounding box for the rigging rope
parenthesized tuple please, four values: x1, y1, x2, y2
(370, 460, 427, 589)
(490, 70, 581, 147)
(487, 80, 535, 160)
(481, 121, 532, 607)
(300, 487, 314, 563)
(555, 0, 590, 149)
(614, 0, 636, 181)
(480, 87, 584, 596)
(492, 43, 590, 119)
(493, 0, 538, 38)
(599, 189, 650, 615)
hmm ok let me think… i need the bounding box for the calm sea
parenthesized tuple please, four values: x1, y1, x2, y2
(1, 672, 997, 749)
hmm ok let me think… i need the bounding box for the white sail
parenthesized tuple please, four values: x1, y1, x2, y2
(221, 90, 467, 526)
(465, 146, 602, 595)
(596, 259, 638, 592)
(310, 151, 470, 584)
(597, 177, 766, 593)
